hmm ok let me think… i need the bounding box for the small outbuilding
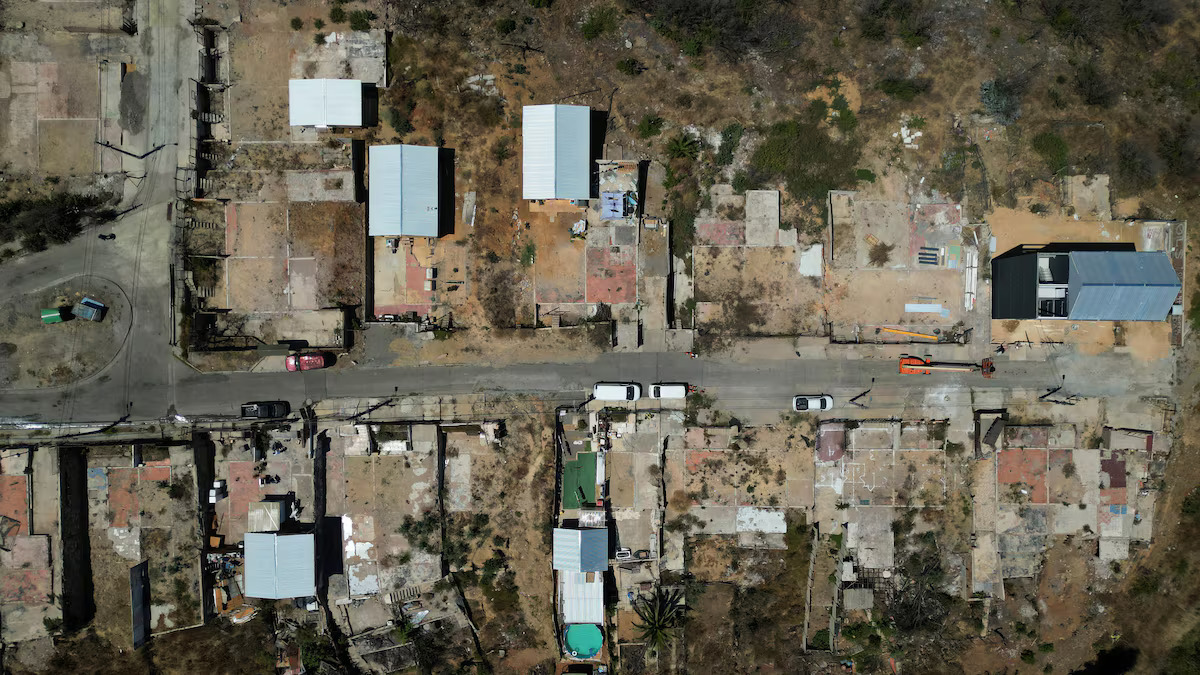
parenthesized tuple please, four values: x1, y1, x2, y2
(368, 144, 439, 238)
(288, 79, 363, 128)
(522, 104, 590, 201)
(244, 532, 316, 599)
(247, 501, 286, 533)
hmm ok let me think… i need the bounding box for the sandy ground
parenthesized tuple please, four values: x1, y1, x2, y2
(989, 207, 1145, 255)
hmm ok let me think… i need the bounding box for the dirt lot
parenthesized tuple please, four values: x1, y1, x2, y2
(694, 247, 823, 336)
(85, 447, 201, 648)
(0, 275, 130, 388)
(453, 418, 559, 674)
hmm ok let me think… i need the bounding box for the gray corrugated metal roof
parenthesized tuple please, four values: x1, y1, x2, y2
(244, 533, 316, 599)
(552, 527, 609, 572)
(1067, 251, 1180, 321)
(369, 145, 439, 237)
(288, 79, 363, 127)
(522, 105, 590, 200)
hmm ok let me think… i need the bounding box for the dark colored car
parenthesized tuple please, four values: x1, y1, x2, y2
(240, 401, 291, 419)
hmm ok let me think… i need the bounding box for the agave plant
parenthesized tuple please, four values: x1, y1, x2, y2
(665, 133, 701, 161)
(632, 586, 687, 655)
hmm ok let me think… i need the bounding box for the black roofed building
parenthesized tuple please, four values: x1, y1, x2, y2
(991, 243, 1180, 321)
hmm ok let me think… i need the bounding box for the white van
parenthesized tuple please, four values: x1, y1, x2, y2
(593, 383, 642, 402)
(649, 383, 688, 399)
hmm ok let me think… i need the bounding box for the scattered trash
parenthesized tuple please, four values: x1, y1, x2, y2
(893, 125, 923, 149)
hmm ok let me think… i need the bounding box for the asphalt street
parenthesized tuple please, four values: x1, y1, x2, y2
(0, 347, 1121, 426)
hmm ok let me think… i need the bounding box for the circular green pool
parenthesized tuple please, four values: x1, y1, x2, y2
(564, 623, 603, 659)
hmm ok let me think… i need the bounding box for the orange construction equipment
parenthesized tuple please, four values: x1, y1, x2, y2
(899, 356, 995, 378)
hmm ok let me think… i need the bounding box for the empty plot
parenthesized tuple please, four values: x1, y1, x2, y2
(226, 203, 287, 258)
(37, 119, 95, 174)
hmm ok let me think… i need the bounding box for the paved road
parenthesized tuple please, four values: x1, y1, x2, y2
(0, 348, 1124, 425)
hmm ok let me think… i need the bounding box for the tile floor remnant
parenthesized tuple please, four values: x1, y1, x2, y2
(696, 220, 747, 246)
(586, 245, 638, 304)
(735, 507, 786, 533)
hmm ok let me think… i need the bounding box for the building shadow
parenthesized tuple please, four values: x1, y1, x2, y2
(589, 109, 609, 199)
(438, 147, 456, 237)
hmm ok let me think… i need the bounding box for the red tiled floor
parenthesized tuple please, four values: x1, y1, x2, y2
(0, 569, 51, 604)
(107, 468, 139, 528)
(997, 447, 1048, 504)
(586, 246, 637, 304)
(697, 221, 746, 246)
(685, 450, 724, 473)
(140, 461, 171, 483)
(0, 476, 28, 536)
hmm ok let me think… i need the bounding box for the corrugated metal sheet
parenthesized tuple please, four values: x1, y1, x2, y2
(244, 533, 316, 599)
(248, 501, 284, 533)
(1067, 251, 1180, 321)
(368, 145, 439, 237)
(559, 571, 604, 624)
(552, 527, 609, 572)
(288, 79, 363, 127)
(522, 105, 590, 200)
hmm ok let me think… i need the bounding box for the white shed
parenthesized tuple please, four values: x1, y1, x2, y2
(288, 79, 363, 128)
(522, 104, 590, 200)
(368, 145, 439, 237)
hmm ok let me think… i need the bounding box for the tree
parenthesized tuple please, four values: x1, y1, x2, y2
(633, 586, 687, 655)
(666, 133, 701, 160)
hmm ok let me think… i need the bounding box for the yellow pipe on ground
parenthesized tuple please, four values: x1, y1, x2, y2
(880, 327, 939, 340)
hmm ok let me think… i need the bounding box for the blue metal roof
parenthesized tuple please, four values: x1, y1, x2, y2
(552, 527, 609, 572)
(522, 105, 590, 200)
(1067, 251, 1180, 321)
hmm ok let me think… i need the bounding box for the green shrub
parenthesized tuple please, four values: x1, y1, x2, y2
(878, 77, 929, 101)
(856, 168, 877, 182)
(980, 77, 1022, 125)
(581, 7, 618, 40)
(495, 18, 518, 35)
(1131, 569, 1161, 595)
(636, 115, 664, 139)
(314, 32, 326, 44)
(520, 241, 536, 267)
(715, 123, 744, 166)
(1032, 131, 1069, 173)
(682, 38, 702, 56)
(329, 5, 346, 23)
(811, 628, 831, 650)
(616, 58, 643, 76)
(530, 0, 553, 7)
(751, 112, 860, 205)
(388, 107, 415, 135)
(836, 108, 858, 133)
(290, 17, 303, 30)
(731, 171, 750, 194)
(313, 18, 324, 29)
(1021, 649, 1037, 664)
(1040, 642, 1055, 653)
(1183, 486, 1200, 516)
(348, 10, 375, 31)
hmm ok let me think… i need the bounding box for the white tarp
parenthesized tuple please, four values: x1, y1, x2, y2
(289, 79, 363, 127)
(369, 145, 439, 237)
(559, 571, 604, 624)
(522, 105, 589, 200)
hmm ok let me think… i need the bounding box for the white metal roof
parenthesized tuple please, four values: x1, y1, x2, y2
(288, 79, 363, 127)
(244, 532, 316, 599)
(522, 105, 590, 200)
(559, 571, 604, 624)
(368, 145, 439, 237)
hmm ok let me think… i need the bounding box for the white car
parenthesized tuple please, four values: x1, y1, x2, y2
(649, 383, 688, 399)
(594, 383, 642, 402)
(793, 394, 833, 412)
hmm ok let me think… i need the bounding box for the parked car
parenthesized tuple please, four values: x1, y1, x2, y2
(285, 352, 330, 372)
(793, 395, 833, 412)
(649, 383, 688, 399)
(240, 401, 291, 419)
(593, 383, 641, 402)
